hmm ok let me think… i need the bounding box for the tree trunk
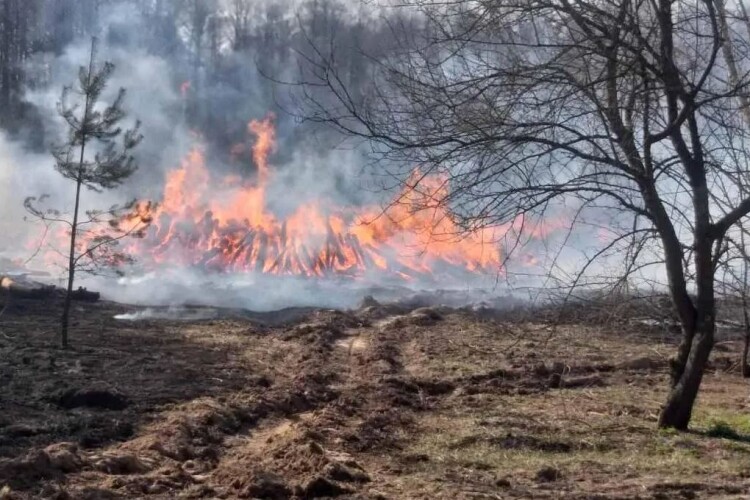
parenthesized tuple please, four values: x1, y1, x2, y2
(743, 298, 750, 378)
(0, 0, 14, 122)
(61, 38, 94, 349)
(660, 231, 715, 429)
(60, 175, 82, 349)
(658, 323, 714, 429)
(669, 309, 697, 386)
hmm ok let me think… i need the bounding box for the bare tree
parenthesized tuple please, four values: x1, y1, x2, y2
(26, 38, 145, 349)
(178, 0, 217, 81)
(717, 230, 750, 377)
(712, 0, 750, 376)
(295, 0, 750, 429)
(226, 0, 252, 51)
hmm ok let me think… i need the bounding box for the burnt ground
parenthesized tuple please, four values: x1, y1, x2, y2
(1, 297, 750, 499)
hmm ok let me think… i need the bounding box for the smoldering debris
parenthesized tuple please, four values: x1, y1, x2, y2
(114, 307, 220, 322)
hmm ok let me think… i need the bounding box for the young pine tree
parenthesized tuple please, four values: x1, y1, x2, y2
(50, 38, 142, 348)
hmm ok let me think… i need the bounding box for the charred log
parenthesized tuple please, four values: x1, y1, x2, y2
(0, 276, 55, 299)
(70, 287, 101, 303)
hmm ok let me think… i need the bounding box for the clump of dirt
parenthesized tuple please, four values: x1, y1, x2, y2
(377, 376, 455, 409)
(375, 307, 444, 330)
(407, 307, 444, 326)
(349, 409, 413, 452)
(43, 443, 83, 473)
(298, 475, 354, 497)
(275, 374, 340, 415)
(125, 398, 250, 464)
(535, 466, 563, 483)
(0, 450, 60, 490)
(323, 461, 370, 483)
(55, 386, 129, 411)
(355, 295, 410, 322)
(91, 452, 151, 475)
(237, 471, 292, 499)
(215, 417, 372, 498)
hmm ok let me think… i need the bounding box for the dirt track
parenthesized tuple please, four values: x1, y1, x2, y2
(1, 297, 750, 499)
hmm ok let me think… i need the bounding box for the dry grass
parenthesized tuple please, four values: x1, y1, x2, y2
(2, 299, 750, 498)
(393, 319, 750, 498)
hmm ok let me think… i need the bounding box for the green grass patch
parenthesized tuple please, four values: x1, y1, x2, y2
(706, 420, 744, 440)
(694, 409, 750, 442)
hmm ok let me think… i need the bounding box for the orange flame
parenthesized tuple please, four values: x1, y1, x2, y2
(49, 114, 562, 281)
(180, 81, 191, 98)
(248, 114, 275, 184)
(121, 115, 505, 279)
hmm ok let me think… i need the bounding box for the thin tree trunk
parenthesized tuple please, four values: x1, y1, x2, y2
(741, 231, 750, 378)
(743, 306, 750, 378)
(1, 0, 14, 122)
(61, 39, 94, 349)
(717, 0, 750, 128)
(739, 0, 750, 43)
(60, 172, 83, 349)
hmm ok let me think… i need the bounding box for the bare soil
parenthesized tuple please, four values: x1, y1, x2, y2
(1, 297, 750, 499)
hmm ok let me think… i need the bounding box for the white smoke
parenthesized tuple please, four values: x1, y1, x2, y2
(0, 1, 572, 310)
(0, 133, 60, 259)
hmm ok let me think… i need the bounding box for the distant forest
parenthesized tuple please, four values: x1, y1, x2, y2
(0, 0, 402, 158)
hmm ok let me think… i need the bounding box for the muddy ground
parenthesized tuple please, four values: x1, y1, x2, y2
(1, 296, 750, 499)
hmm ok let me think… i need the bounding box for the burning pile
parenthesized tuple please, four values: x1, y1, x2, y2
(121, 115, 507, 281)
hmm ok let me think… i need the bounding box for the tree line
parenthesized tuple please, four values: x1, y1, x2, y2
(0, 0, 394, 156)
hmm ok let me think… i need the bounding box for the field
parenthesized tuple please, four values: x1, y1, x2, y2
(1, 296, 750, 499)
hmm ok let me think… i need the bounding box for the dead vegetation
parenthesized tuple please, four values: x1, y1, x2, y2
(1, 296, 750, 498)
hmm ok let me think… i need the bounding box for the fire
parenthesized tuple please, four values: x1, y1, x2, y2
(180, 81, 191, 98)
(118, 115, 517, 280)
(247, 116, 275, 185)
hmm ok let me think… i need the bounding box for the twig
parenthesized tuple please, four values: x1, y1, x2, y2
(23, 222, 51, 266)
